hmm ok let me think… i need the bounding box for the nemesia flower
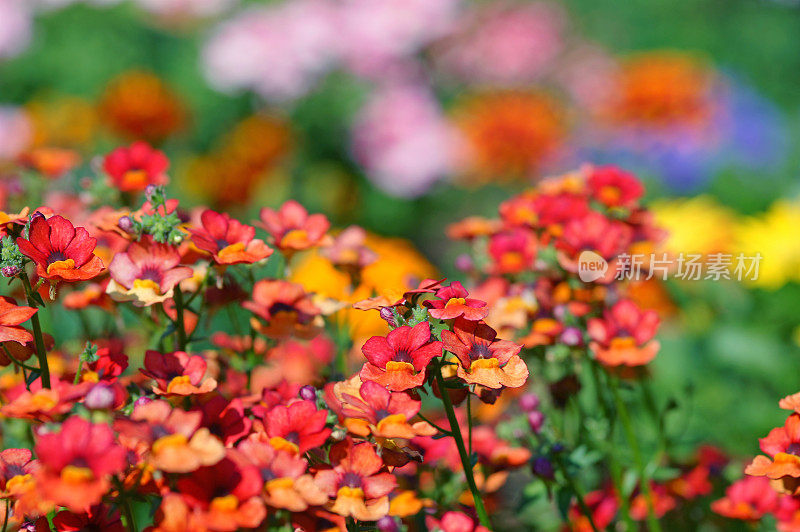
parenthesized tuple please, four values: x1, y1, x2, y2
(556, 211, 633, 265)
(629, 482, 676, 521)
(0, 447, 50, 519)
(0, 296, 36, 346)
(586, 165, 644, 210)
(237, 438, 327, 511)
(258, 200, 330, 254)
(190, 209, 272, 265)
(17, 215, 105, 282)
(140, 350, 217, 396)
(587, 299, 660, 367)
(116, 399, 225, 473)
(51, 505, 125, 532)
(487, 229, 538, 275)
(103, 141, 169, 193)
(424, 281, 488, 321)
(196, 396, 251, 447)
(79, 342, 128, 383)
(313, 439, 396, 521)
(107, 238, 193, 306)
(566, 487, 619, 532)
(322, 226, 377, 271)
(360, 322, 442, 391)
(259, 399, 331, 455)
(173, 454, 266, 531)
(1, 379, 87, 422)
(243, 279, 322, 338)
(746, 413, 800, 493)
(425, 511, 490, 532)
(34, 417, 126, 511)
(442, 318, 527, 389)
(711, 475, 780, 520)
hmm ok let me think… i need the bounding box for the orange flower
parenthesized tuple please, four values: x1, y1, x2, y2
(243, 280, 322, 339)
(258, 200, 331, 255)
(140, 351, 217, 396)
(587, 299, 660, 367)
(190, 209, 273, 265)
(746, 413, 800, 494)
(454, 90, 565, 180)
(99, 70, 187, 142)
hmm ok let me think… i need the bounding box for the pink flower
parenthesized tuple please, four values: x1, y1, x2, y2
(425, 281, 488, 321)
(107, 238, 193, 306)
(0, 0, 31, 60)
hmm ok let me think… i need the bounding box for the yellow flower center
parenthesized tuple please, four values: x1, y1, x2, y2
(5, 474, 32, 491)
(133, 278, 161, 294)
(376, 413, 407, 433)
(500, 252, 524, 270)
(123, 169, 149, 189)
(265, 477, 295, 492)
(281, 229, 309, 248)
(47, 258, 76, 274)
(337, 486, 365, 499)
(469, 358, 500, 372)
(30, 390, 58, 410)
(218, 242, 246, 259)
(210, 494, 239, 513)
(152, 433, 188, 455)
(445, 297, 466, 308)
(269, 436, 300, 454)
(166, 375, 192, 393)
(385, 361, 415, 372)
(82, 370, 99, 383)
(609, 337, 637, 349)
(60, 465, 94, 484)
(599, 185, 622, 204)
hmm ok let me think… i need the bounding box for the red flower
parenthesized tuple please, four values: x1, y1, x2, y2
(556, 211, 633, 262)
(746, 413, 800, 493)
(425, 511, 490, 532)
(587, 299, 660, 367)
(107, 238, 193, 306)
(80, 342, 129, 383)
(261, 400, 331, 455)
(190, 209, 273, 265)
(442, 318, 528, 389)
(243, 280, 322, 338)
(313, 439, 396, 521)
(566, 487, 619, 532)
(174, 453, 266, 531)
(103, 141, 169, 193)
(258, 200, 331, 253)
(17, 215, 105, 281)
(587, 165, 644, 209)
(196, 396, 252, 447)
(487, 229, 537, 275)
(34, 417, 126, 511)
(52, 505, 125, 532)
(140, 350, 217, 396)
(360, 322, 442, 392)
(0, 296, 37, 345)
(425, 281, 488, 321)
(711, 475, 780, 520)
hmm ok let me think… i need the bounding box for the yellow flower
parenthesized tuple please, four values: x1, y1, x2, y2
(734, 200, 800, 289)
(651, 196, 737, 257)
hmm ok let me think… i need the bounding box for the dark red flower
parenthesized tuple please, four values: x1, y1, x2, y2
(52, 504, 125, 532)
(261, 400, 331, 455)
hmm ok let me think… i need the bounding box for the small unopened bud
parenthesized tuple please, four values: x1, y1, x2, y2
(134, 396, 153, 408)
(299, 385, 317, 402)
(560, 327, 583, 347)
(376, 516, 400, 532)
(85, 383, 115, 410)
(531, 456, 555, 480)
(1, 264, 21, 277)
(170, 232, 184, 246)
(144, 184, 158, 199)
(379, 307, 398, 328)
(528, 411, 545, 433)
(118, 215, 135, 234)
(519, 393, 540, 413)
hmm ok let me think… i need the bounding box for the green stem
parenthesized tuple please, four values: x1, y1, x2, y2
(172, 286, 188, 351)
(345, 516, 358, 532)
(611, 378, 662, 532)
(415, 411, 451, 436)
(434, 363, 491, 529)
(552, 453, 601, 532)
(19, 272, 50, 388)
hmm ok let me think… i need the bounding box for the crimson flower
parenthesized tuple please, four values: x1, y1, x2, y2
(587, 165, 644, 209)
(52, 505, 125, 532)
(261, 400, 331, 455)
(103, 141, 169, 193)
(425, 281, 488, 321)
(360, 322, 442, 391)
(190, 209, 273, 265)
(17, 215, 105, 281)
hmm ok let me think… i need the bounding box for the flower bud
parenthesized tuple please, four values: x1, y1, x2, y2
(560, 326, 583, 347)
(1, 264, 20, 277)
(376, 516, 400, 532)
(519, 393, 540, 412)
(528, 410, 545, 433)
(134, 396, 153, 408)
(379, 307, 399, 328)
(299, 385, 317, 402)
(85, 384, 115, 410)
(118, 215, 135, 234)
(531, 456, 555, 480)
(144, 184, 158, 199)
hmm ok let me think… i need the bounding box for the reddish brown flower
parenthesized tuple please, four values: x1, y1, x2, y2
(190, 209, 273, 265)
(17, 215, 105, 281)
(34, 417, 126, 511)
(442, 318, 527, 389)
(140, 351, 217, 396)
(258, 200, 331, 253)
(425, 281, 488, 321)
(313, 439, 396, 521)
(360, 322, 442, 392)
(103, 141, 169, 193)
